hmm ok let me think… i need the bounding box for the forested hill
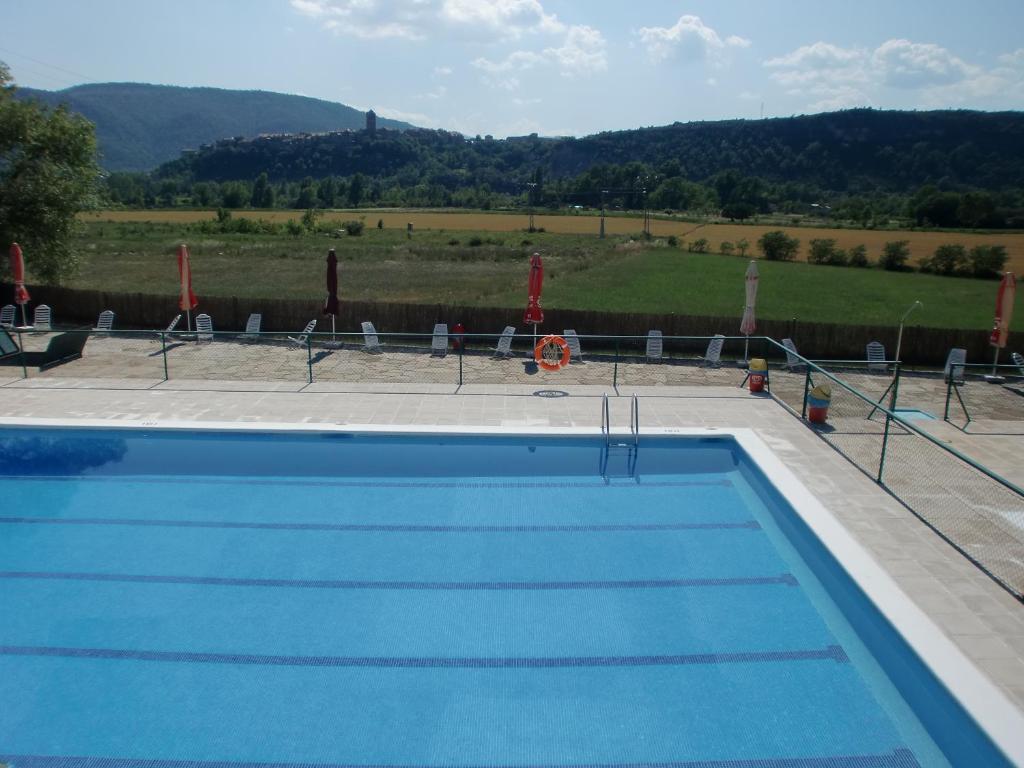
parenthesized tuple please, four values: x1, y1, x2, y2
(15, 83, 412, 171)
(157, 109, 1024, 197)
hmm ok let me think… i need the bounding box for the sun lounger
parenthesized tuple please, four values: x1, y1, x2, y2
(361, 321, 382, 354)
(1013, 352, 1024, 376)
(0, 305, 14, 328)
(32, 304, 51, 332)
(944, 348, 966, 385)
(782, 338, 804, 371)
(700, 334, 725, 368)
(240, 313, 262, 342)
(493, 326, 515, 358)
(165, 314, 182, 334)
(646, 330, 663, 362)
(93, 310, 115, 335)
(288, 319, 316, 347)
(431, 323, 448, 357)
(866, 341, 887, 373)
(563, 329, 584, 363)
(195, 313, 214, 343)
(0, 329, 87, 371)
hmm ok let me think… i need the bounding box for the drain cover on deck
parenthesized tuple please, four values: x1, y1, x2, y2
(533, 389, 569, 398)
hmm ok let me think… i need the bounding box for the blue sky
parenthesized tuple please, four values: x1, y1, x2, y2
(4, 0, 1023, 137)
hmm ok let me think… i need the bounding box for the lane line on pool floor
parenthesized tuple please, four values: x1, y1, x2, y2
(0, 643, 850, 667)
(0, 571, 799, 590)
(0, 516, 761, 533)
(0, 749, 921, 768)
(0, 476, 734, 489)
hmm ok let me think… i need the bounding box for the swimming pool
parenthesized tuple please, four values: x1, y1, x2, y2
(0, 424, 1015, 766)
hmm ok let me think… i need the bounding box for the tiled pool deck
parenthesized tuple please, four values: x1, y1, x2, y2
(3, 371, 1024, 721)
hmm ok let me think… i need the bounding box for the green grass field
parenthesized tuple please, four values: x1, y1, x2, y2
(63, 221, 1020, 331)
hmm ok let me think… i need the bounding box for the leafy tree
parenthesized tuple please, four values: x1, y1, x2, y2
(758, 231, 799, 261)
(0, 62, 99, 283)
(736, 239, 749, 257)
(348, 173, 365, 207)
(294, 176, 318, 209)
(879, 240, 911, 271)
(967, 244, 1008, 278)
(808, 238, 847, 266)
(687, 237, 709, 253)
(919, 244, 967, 275)
(251, 172, 273, 208)
(847, 245, 870, 268)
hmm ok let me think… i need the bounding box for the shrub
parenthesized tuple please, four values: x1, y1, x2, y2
(342, 219, 364, 236)
(968, 245, 1008, 279)
(301, 208, 321, 232)
(808, 238, 847, 266)
(468, 236, 484, 247)
(720, 241, 735, 256)
(377, 219, 384, 229)
(666, 235, 679, 247)
(736, 238, 749, 257)
(448, 238, 460, 246)
(285, 219, 304, 236)
(920, 244, 967, 276)
(758, 231, 799, 261)
(688, 237, 709, 253)
(879, 240, 911, 271)
(847, 245, 870, 268)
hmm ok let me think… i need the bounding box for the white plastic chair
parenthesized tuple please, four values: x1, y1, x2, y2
(944, 348, 966, 385)
(1013, 352, 1024, 376)
(288, 319, 316, 347)
(782, 338, 803, 371)
(563, 329, 584, 363)
(493, 326, 515, 358)
(431, 323, 448, 357)
(240, 313, 262, 342)
(0, 305, 14, 328)
(361, 321, 382, 354)
(700, 334, 725, 368)
(646, 330, 663, 362)
(195, 313, 214, 343)
(165, 314, 182, 334)
(866, 341, 887, 374)
(93, 310, 115, 334)
(32, 304, 51, 332)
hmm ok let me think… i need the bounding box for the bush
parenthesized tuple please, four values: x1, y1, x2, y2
(342, 219, 364, 236)
(920, 244, 967, 276)
(847, 245, 870, 268)
(968, 245, 1008, 278)
(468, 236, 484, 247)
(879, 240, 911, 271)
(758, 231, 799, 261)
(808, 238, 847, 266)
(736, 239, 749, 257)
(301, 208, 321, 232)
(720, 241, 735, 256)
(447, 238, 460, 246)
(666, 235, 679, 247)
(285, 219, 304, 236)
(688, 237, 709, 253)
(377, 218, 384, 230)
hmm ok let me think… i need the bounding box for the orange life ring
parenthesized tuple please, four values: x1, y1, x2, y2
(534, 334, 571, 371)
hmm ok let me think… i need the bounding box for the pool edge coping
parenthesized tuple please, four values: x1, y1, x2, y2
(1, 415, 1023, 761)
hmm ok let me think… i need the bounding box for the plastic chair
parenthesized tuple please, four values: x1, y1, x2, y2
(288, 319, 316, 347)
(165, 314, 182, 334)
(866, 341, 887, 373)
(361, 321, 382, 354)
(1012, 352, 1024, 376)
(782, 338, 804, 371)
(240, 313, 262, 342)
(93, 310, 115, 334)
(32, 304, 51, 332)
(700, 334, 725, 368)
(493, 326, 515, 358)
(431, 323, 448, 357)
(195, 313, 214, 343)
(563, 329, 584, 363)
(0, 305, 14, 328)
(943, 348, 966, 385)
(646, 330, 663, 362)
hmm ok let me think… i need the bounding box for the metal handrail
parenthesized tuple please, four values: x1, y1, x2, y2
(631, 393, 639, 445)
(601, 393, 610, 443)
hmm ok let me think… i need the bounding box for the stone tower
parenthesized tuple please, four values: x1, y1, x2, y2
(366, 109, 377, 137)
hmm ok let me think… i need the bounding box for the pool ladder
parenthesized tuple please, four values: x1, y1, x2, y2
(600, 394, 639, 482)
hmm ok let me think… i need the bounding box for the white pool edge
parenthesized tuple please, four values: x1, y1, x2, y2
(2, 416, 1023, 761)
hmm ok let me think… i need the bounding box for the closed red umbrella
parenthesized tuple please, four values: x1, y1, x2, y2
(989, 271, 1016, 377)
(524, 253, 544, 348)
(740, 260, 759, 362)
(177, 244, 198, 332)
(9, 243, 30, 328)
(324, 248, 339, 339)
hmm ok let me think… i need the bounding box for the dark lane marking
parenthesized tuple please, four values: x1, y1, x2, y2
(0, 749, 920, 768)
(0, 475, 733, 489)
(0, 571, 798, 590)
(0, 516, 760, 533)
(0, 644, 849, 668)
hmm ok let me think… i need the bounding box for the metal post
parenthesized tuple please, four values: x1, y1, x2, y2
(801, 368, 812, 420)
(458, 341, 464, 386)
(889, 363, 901, 411)
(944, 376, 953, 422)
(161, 332, 169, 381)
(613, 339, 619, 389)
(17, 330, 27, 379)
(307, 337, 313, 384)
(878, 412, 891, 484)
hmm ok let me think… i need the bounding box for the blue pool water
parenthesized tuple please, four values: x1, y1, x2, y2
(0, 427, 1008, 767)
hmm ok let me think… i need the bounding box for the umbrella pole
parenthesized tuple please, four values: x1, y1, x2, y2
(743, 336, 749, 364)
(332, 315, 336, 342)
(186, 310, 192, 335)
(20, 304, 27, 328)
(992, 347, 1001, 377)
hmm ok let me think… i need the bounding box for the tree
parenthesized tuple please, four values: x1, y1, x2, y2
(808, 238, 847, 266)
(967, 245, 1008, 278)
(919, 244, 967, 275)
(758, 231, 800, 261)
(880, 240, 911, 271)
(348, 172, 365, 207)
(251, 172, 273, 208)
(0, 62, 99, 283)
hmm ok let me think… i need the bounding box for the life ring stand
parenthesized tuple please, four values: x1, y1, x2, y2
(534, 335, 571, 371)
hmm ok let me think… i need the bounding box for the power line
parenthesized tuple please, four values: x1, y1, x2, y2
(0, 46, 98, 85)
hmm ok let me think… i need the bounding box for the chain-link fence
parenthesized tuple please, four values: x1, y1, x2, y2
(941, 363, 1024, 433)
(763, 338, 1024, 601)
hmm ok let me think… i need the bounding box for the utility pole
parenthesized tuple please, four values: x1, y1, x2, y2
(526, 182, 537, 232)
(600, 189, 608, 238)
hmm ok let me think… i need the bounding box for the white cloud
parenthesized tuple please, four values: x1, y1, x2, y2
(290, 0, 431, 40)
(473, 23, 606, 83)
(637, 15, 749, 64)
(873, 39, 974, 88)
(417, 85, 447, 100)
(433, 65, 453, 76)
(440, 0, 564, 38)
(372, 106, 440, 127)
